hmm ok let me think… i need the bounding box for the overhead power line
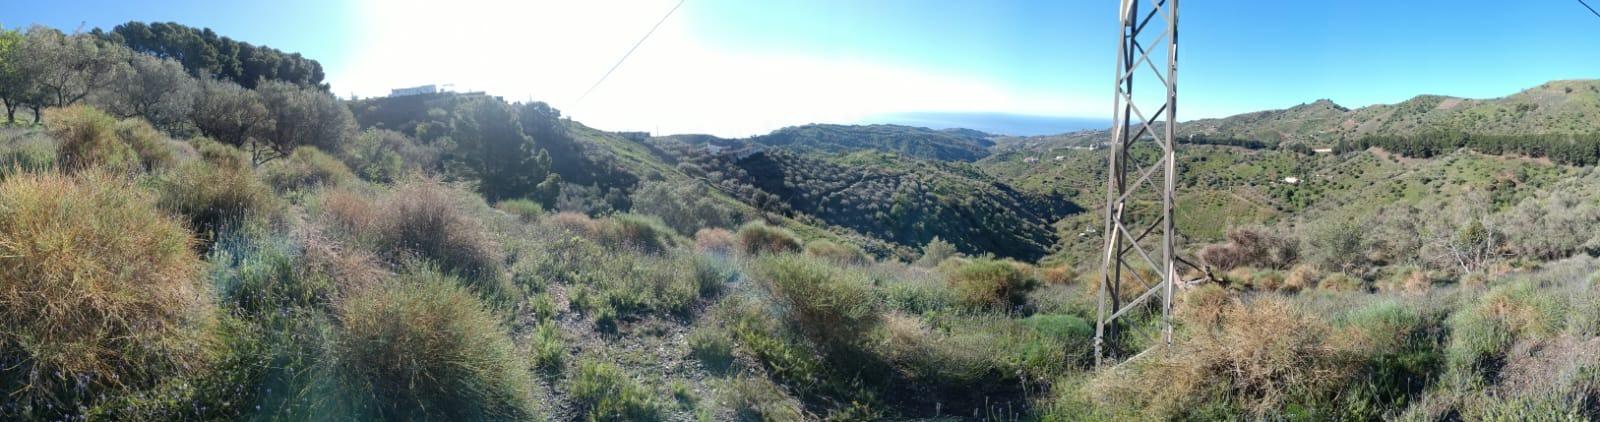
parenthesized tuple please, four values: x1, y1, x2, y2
(575, 0, 686, 104)
(1581, 0, 1600, 20)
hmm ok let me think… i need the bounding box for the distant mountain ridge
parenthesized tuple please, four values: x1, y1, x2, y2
(999, 79, 1600, 151)
(658, 123, 999, 162)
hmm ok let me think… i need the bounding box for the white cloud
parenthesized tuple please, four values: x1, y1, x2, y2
(332, 0, 1095, 137)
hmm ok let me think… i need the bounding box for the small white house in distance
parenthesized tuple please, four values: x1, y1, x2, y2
(390, 84, 438, 97)
(1313, 148, 1334, 154)
(1283, 176, 1301, 184)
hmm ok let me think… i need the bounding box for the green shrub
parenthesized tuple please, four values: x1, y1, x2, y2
(0, 171, 217, 418)
(804, 238, 869, 265)
(331, 269, 535, 420)
(156, 154, 283, 245)
(947, 259, 1036, 311)
(1335, 300, 1445, 418)
(567, 250, 726, 324)
(340, 128, 439, 183)
(47, 105, 139, 173)
(752, 254, 882, 352)
(880, 272, 957, 315)
(570, 357, 662, 421)
(0, 129, 56, 174)
(495, 198, 544, 222)
(1316, 272, 1365, 292)
(719, 375, 805, 422)
(207, 225, 338, 315)
(594, 213, 678, 254)
(262, 146, 354, 193)
(915, 236, 960, 267)
(112, 118, 179, 171)
(736, 221, 801, 256)
(530, 322, 565, 373)
(687, 325, 735, 374)
(629, 180, 740, 235)
(1445, 281, 1565, 383)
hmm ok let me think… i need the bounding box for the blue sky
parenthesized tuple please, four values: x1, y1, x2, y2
(5, 0, 1599, 136)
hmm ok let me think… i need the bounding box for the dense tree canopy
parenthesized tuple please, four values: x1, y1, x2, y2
(445, 98, 560, 204)
(95, 21, 326, 90)
(1340, 131, 1600, 166)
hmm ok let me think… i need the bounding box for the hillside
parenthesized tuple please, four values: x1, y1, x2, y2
(3, 20, 1600, 422)
(752, 123, 996, 161)
(1003, 79, 1600, 151)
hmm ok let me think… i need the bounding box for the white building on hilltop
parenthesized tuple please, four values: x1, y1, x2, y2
(390, 84, 439, 97)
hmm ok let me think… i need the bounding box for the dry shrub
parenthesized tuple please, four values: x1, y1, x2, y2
(319, 188, 383, 236)
(299, 227, 389, 298)
(379, 180, 507, 288)
(46, 105, 138, 173)
(545, 211, 599, 235)
(1283, 264, 1321, 293)
(318, 180, 510, 298)
(804, 238, 869, 265)
(332, 270, 534, 420)
(1376, 267, 1437, 295)
(1317, 273, 1365, 292)
(1199, 225, 1299, 271)
(1176, 283, 1234, 330)
(1082, 265, 1163, 303)
(1091, 296, 1360, 418)
(736, 221, 802, 256)
(0, 171, 216, 414)
(694, 228, 735, 255)
(1040, 265, 1078, 285)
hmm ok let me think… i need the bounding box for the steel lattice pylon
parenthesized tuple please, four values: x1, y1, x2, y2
(1094, 0, 1188, 367)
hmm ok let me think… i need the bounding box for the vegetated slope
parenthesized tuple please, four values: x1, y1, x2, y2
(752, 123, 997, 161)
(982, 139, 1580, 266)
(1002, 79, 1600, 151)
(7, 20, 1600, 422)
(691, 146, 1076, 261)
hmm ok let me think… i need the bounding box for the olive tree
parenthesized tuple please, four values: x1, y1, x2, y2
(102, 54, 197, 131)
(191, 77, 272, 158)
(254, 80, 353, 164)
(18, 27, 127, 114)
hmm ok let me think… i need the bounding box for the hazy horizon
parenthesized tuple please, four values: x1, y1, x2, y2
(7, 0, 1599, 137)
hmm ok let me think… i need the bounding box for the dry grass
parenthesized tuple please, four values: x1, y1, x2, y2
(262, 147, 355, 193)
(945, 258, 1036, 311)
(736, 221, 802, 256)
(111, 118, 180, 171)
(1091, 295, 1361, 418)
(694, 227, 735, 255)
(380, 179, 505, 283)
(46, 105, 138, 174)
(804, 238, 869, 265)
(331, 269, 535, 420)
(319, 180, 509, 297)
(1283, 264, 1321, 293)
(0, 171, 217, 414)
(157, 151, 284, 244)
